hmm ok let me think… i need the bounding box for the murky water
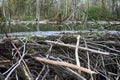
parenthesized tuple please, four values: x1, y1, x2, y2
(0, 23, 120, 37)
(0, 30, 119, 37)
(0, 23, 89, 33)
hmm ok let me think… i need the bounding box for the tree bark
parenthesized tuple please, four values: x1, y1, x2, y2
(2, 0, 6, 18)
(36, 0, 40, 21)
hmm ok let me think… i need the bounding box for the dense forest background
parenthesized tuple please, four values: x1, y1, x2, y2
(0, 0, 120, 21)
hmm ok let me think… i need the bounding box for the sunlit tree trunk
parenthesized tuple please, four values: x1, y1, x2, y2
(2, 0, 6, 18)
(8, 0, 11, 21)
(82, 0, 89, 22)
(29, 0, 32, 17)
(65, 0, 68, 16)
(72, 0, 76, 20)
(58, 0, 61, 12)
(36, 0, 40, 21)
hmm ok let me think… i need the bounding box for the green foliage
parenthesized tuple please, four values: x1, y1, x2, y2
(88, 5, 117, 20)
(88, 5, 102, 20)
(1, 0, 119, 21)
(40, 16, 46, 20)
(21, 16, 35, 21)
(26, 35, 33, 41)
(21, 16, 46, 21)
(8, 0, 30, 17)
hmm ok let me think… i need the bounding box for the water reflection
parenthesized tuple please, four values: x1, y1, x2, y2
(0, 22, 120, 34)
(0, 23, 76, 33)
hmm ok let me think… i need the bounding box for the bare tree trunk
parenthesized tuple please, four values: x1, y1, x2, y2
(111, 0, 115, 13)
(2, 0, 6, 18)
(101, 0, 106, 12)
(8, 0, 11, 21)
(29, 0, 32, 17)
(58, 0, 61, 12)
(36, 0, 40, 21)
(115, 0, 120, 18)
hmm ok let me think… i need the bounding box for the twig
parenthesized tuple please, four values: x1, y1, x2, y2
(75, 35, 81, 67)
(15, 71, 19, 80)
(11, 39, 33, 79)
(0, 60, 10, 63)
(101, 55, 108, 79)
(42, 66, 49, 80)
(66, 68, 86, 80)
(34, 57, 96, 74)
(88, 42, 120, 53)
(3, 62, 18, 75)
(35, 65, 46, 80)
(75, 35, 81, 75)
(5, 39, 27, 80)
(5, 52, 26, 80)
(83, 38, 94, 80)
(45, 40, 110, 55)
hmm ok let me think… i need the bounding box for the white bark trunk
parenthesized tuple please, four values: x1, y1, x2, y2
(2, 0, 6, 18)
(36, 0, 40, 21)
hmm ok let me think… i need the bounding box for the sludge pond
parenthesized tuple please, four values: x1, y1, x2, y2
(0, 22, 120, 80)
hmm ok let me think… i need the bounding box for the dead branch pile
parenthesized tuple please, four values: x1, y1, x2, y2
(0, 33, 120, 80)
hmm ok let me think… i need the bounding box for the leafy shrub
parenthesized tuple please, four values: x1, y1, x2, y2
(88, 5, 102, 20)
(88, 5, 115, 20)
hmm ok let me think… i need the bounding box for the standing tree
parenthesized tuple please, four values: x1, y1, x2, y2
(2, 0, 6, 18)
(36, 0, 40, 21)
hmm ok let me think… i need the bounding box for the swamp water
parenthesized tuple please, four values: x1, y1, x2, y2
(0, 22, 120, 37)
